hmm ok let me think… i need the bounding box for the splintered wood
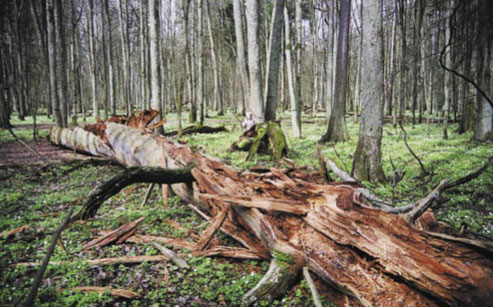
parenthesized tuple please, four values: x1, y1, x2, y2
(49, 113, 493, 306)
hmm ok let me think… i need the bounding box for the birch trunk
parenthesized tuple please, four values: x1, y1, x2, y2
(233, 0, 247, 115)
(246, 0, 264, 121)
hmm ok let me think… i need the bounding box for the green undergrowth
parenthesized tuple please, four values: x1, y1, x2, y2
(0, 111, 490, 306)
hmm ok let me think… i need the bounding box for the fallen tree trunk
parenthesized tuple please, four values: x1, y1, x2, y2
(50, 122, 493, 306)
(163, 124, 227, 137)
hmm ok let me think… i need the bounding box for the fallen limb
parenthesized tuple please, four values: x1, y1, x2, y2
(0, 225, 30, 238)
(404, 180, 449, 224)
(163, 125, 227, 137)
(446, 156, 493, 189)
(81, 217, 145, 250)
(152, 242, 189, 269)
(15, 255, 169, 267)
(70, 286, 139, 299)
(141, 183, 156, 207)
(194, 206, 230, 251)
(24, 208, 73, 307)
(73, 166, 194, 220)
(192, 246, 266, 260)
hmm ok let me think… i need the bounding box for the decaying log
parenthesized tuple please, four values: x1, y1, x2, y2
(81, 217, 145, 250)
(71, 286, 139, 299)
(163, 124, 227, 137)
(50, 118, 493, 306)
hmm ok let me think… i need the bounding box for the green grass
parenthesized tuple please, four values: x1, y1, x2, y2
(0, 111, 491, 306)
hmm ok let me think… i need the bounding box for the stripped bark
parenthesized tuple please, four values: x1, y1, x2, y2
(49, 117, 493, 306)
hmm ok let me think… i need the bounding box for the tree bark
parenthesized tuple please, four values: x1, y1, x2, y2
(233, 0, 248, 115)
(320, 0, 351, 143)
(246, 0, 264, 121)
(50, 120, 493, 307)
(148, 0, 164, 134)
(351, 0, 385, 183)
(264, 0, 284, 121)
(284, 5, 301, 138)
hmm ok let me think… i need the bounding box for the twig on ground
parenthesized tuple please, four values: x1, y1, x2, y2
(24, 208, 73, 307)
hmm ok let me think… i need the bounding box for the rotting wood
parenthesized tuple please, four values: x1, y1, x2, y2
(81, 217, 145, 250)
(152, 242, 189, 269)
(0, 225, 30, 238)
(49, 116, 493, 306)
(163, 124, 227, 137)
(70, 286, 139, 299)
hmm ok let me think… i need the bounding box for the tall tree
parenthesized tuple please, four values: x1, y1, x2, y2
(197, 0, 205, 124)
(148, 0, 164, 133)
(233, 0, 247, 115)
(352, 0, 385, 183)
(320, 0, 351, 142)
(246, 0, 264, 121)
(206, 0, 223, 115)
(284, 3, 301, 137)
(46, 0, 62, 127)
(264, 0, 284, 121)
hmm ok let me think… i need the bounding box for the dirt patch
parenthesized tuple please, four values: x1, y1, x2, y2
(0, 139, 91, 166)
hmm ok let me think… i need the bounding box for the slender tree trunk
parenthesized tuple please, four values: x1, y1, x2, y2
(264, 0, 284, 121)
(442, 0, 452, 139)
(320, 0, 351, 143)
(233, 0, 247, 115)
(246, 0, 264, 121)
(284, 5, 301, 138)
(206, 1, 223, 116)
(118, 0, 131, 116)
(197, 0, 205, 124)
(46, 0, 62, 127)
(148, 0, 164, 134)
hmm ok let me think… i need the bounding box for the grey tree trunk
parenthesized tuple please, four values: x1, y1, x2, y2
(294, 0, 302, 121)
(55, 0, 68, 127)
(320, 0, 351, 143)
(351, 0, 385, 183)
(148, 0, 164, 134)
(118, 0, 131, 116)
(442, 0, 452, 139)
(87, 0, 98, 117)
(233, 0, 247, 115)
(474, 45, 493, 140)
(140, 0, 146, 109)
(103, 0, 116, 116)
(246, 0, 264, 121)
(197, 0, 205, 124)
(284, 5, 301, 138)
(264, 0, 284, 121)
(46, 0, 62, 127)
(206, 0, 223, 115)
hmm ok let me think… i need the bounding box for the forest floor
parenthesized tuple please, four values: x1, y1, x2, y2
(0, 112, 492, 306)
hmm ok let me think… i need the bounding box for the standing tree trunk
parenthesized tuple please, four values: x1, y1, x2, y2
(233, 0, 248, 115)
(284, 4, 301, 138)
(103, 0, 117, 116)
(351, 0, 385, 183)
(46, 0, 62, 127)
(246, 0, 264, 121)
(442, 0, 452, 139)
(197, 0, 205, 124)
(87, 0, 98, 118)
(206, 1, 223, 116)
(55, 0, 68, 127)
(118, 0, 131, 116)
(320, 0, 351, 143)
(264, 0, 284, 121)
(148, 0, 164, 134)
